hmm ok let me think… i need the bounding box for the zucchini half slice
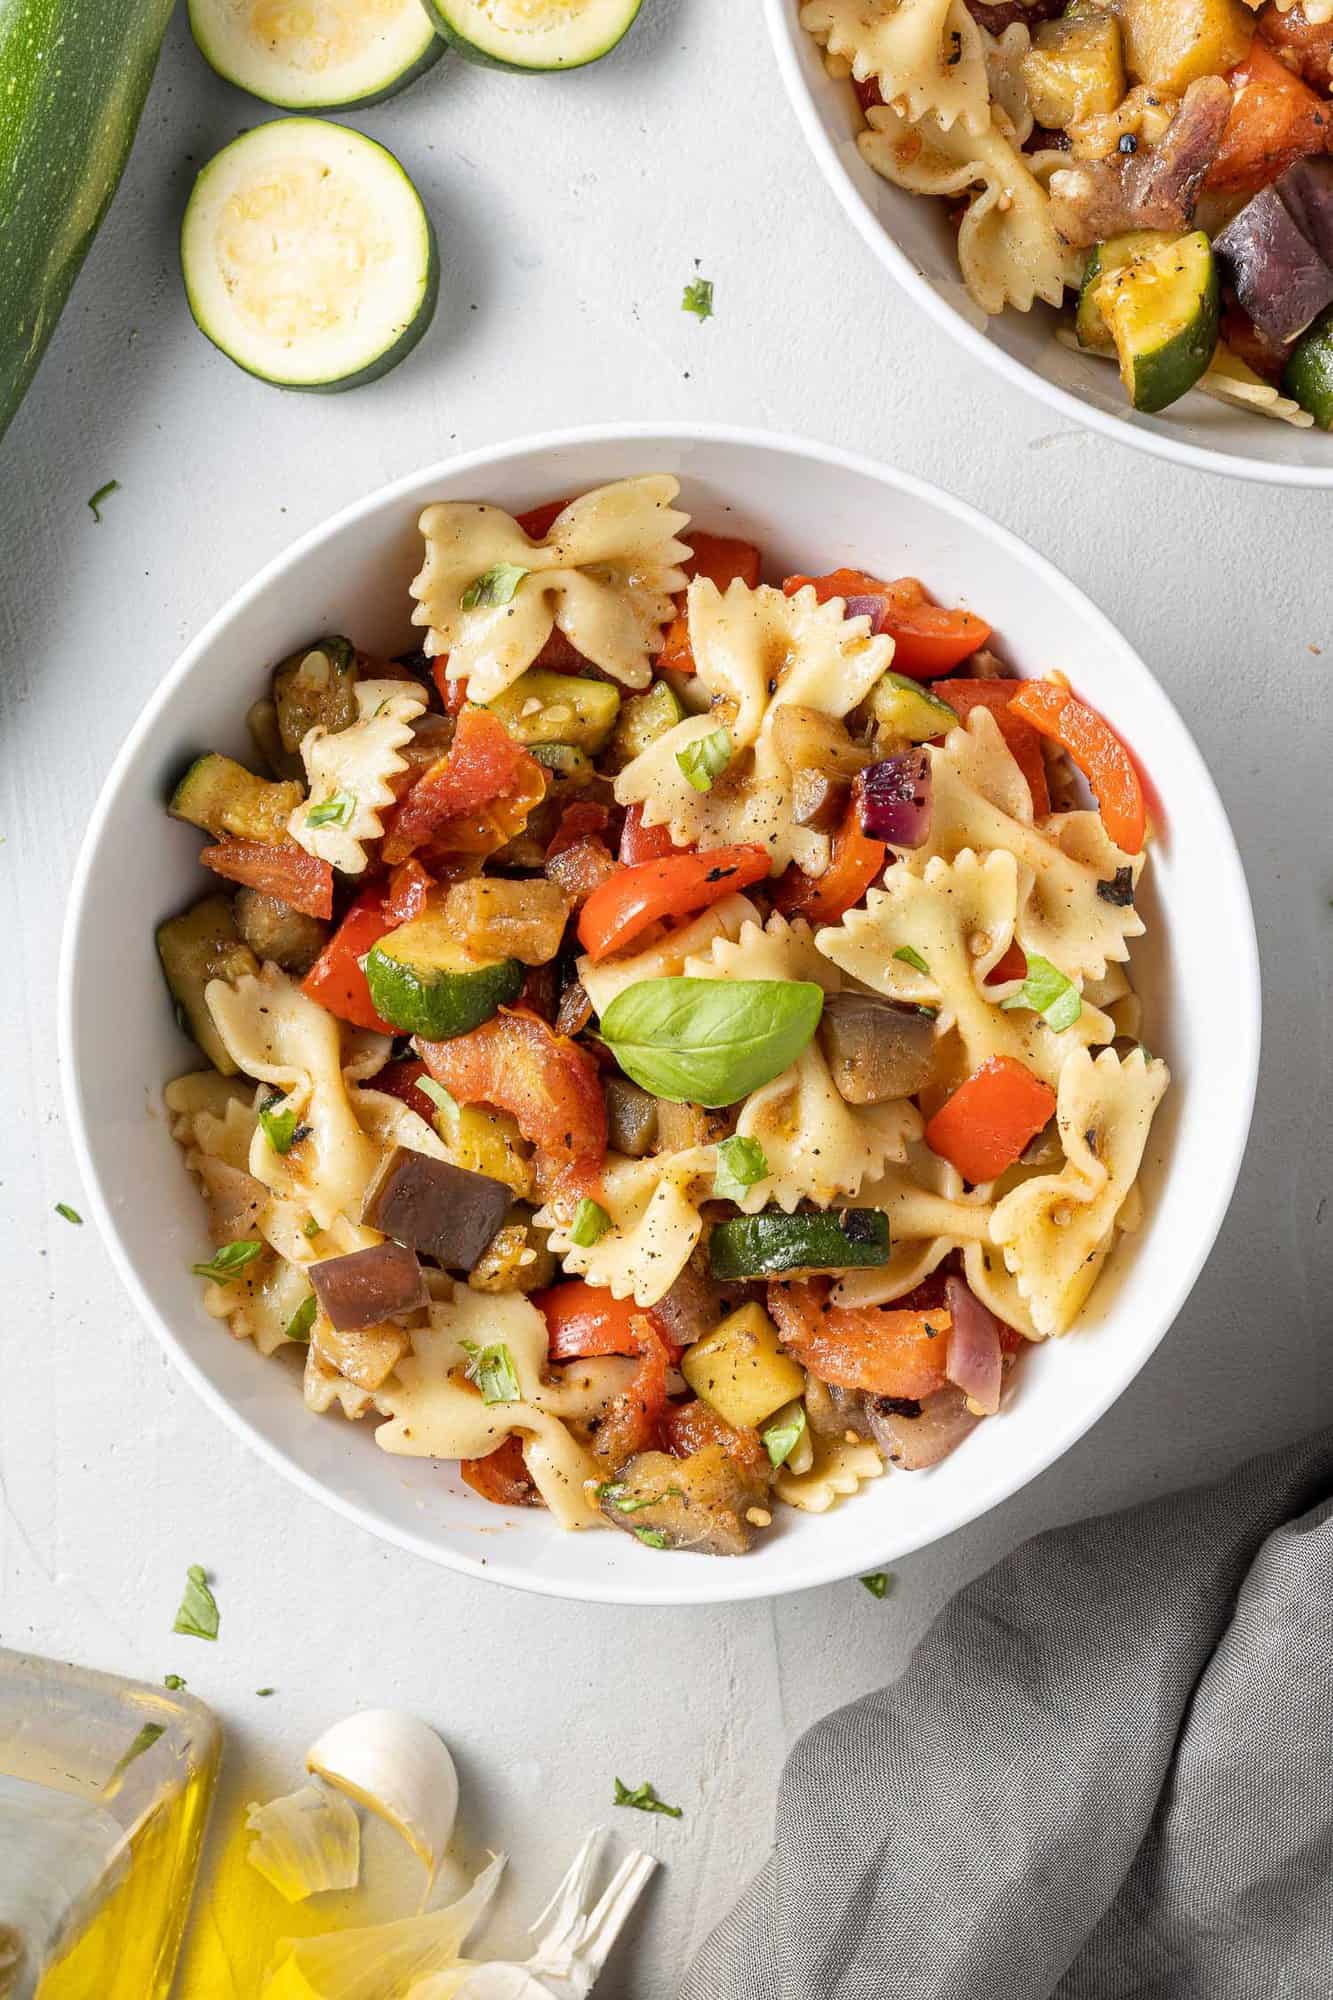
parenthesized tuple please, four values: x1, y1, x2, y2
(1092, 230, 1220, 414)
(187, 0, 443, 110)
(425, 0, 643, 71)
(181, 119, 438, 392)
(365, 916, 524, 1040)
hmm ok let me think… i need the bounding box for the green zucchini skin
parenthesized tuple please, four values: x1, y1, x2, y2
(425, 0, 643, 72)
(1282, 308, 1333, 431)
(0, 0, 174, 439)
(187, 0, 444, 111)
(709, 1209, 892, 1282)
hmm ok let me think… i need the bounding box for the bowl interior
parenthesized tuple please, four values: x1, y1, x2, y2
(764, 0, 1333, 485)
(61, 428, 1258, 1604)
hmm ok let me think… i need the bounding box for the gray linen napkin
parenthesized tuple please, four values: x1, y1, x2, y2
(681, 1432, 1333, 2000)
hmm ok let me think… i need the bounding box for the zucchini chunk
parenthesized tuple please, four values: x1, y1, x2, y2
(1075, 231, 1175, 353)
(486, 669, 621, 752)
(1093, 230, 1220, 413)
(157, 895, 258, 1076)
(365, 912, 524, 1039)
(1283, 308, 1333, 429)
(869, 671, 960, 742)
(181, 120, 438, 391)
(169, 752, 303, 843)
(607, 681, 684, 769)
(708, 1208, 891, 1282)
(187, 0, 442, 109)
(425, 0, 643, 72)
(1022, 13, 1124, 130)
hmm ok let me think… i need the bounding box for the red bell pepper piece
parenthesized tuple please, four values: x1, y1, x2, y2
(659, 531, 763, 675)
(767, 1279, 952, 1401)
(619, 803, 689, 865)
(590, 1315, 673, 1469)
(924, 1057, 1056, 1184)
(536, 1280, 677, 1363)
(461, 1435, 541, 1507)
(300, 887, 396, 1033)
(1007, 681, 1146, 855)
(577, 844, 770, 961)
(546, 801, 611, 862)
(784, 568, 991, 678)
(1205, 41, 1332, 196)
(417, 1009, 607, 1163)
(928, 678, 1051, 817)
(774, 783, 886, 926)
(198, 840, 334, 921)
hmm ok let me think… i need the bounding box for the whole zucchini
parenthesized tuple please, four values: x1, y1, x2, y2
(0, 0, 174, 441)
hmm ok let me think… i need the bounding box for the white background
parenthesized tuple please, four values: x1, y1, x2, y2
(1, 3, 1330, 1991)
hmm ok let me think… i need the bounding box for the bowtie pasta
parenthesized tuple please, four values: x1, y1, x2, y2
(800, 0, 1333, 432)
(157, 479, 1168, 1558)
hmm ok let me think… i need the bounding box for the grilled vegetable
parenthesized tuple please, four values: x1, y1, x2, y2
(923, 1057, 1056, 1184)
(247, 696, 304, 780)
(362, 1146, 512, 1273)
(868, 671, 959, 742)
(1022, 11, 1125, 128)
(1283, 306, 1333, 427)
(650, 1252, 725, 1352)
(769, 1281, 951, 1401)
(199, 840, 334, 921)
(302, 887, 396, 1033)
(1076, 231, 1176, 352)
(418, 1010, 607, 1163)
(486, 670, 621, 753)
(680, 1303, 806, 1431)
(311, 1313, 408, 1391)
(789, 767, 852, 833)
(817, 994, 937, 1105)
(1215, 182, 1333, 343)
(425, 0, 644, 72)
(708, 1209, 890, 1282)
(169, 754, 303, 843)
(858, 752, 932, 848)
(182, 121, 438, 391)
(366, 913, 524, 1039)
(468, 1212, 557, 1294)
(309, 1242, 426, 1331)
(604, 1076, 659, 1157)
(157, 895, 258, 1075)
(1118, 0, 1253, 96)
(598, 1446, 770, 1556)
(1277, 157, 1333, 267)
(233, 889, 329, 975)
(1205, 41, 1333, 198)
(607, 682, 683, 770)
(443, 877, 570, 966)
(1093, 229, 1220, 411)
(272, 638, 358, 755)
(188, 0, 441, 109)
(445, 1105, 534, 1199)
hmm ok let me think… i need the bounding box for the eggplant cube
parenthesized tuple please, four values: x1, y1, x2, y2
(1216, 186, 1333, 343)
(310, 1241, 427, 1333)
(363, 1146, 512, 1273)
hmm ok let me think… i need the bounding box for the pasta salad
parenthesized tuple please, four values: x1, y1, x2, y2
(802, 0, 1333, 430)
(159, 474, 1168, 1558)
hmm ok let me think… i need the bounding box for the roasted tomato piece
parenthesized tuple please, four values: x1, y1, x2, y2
(417, 1008, 607, 1163)
(768, 1279, 951, 1401)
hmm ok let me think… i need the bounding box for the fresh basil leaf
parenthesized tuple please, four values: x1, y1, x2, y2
(306, 789, 355, 830)
(461, 562, 529, 611)
(461, 1339, 521, 1406)
(55, 1202, 83, 1225)
(418, 1076, 459, 1126)
(860, 1571, 891, 1600)
(762, 1403, 806, 1470)
(284, 1294, 317, 1344)
(999, 953, 1082, 1034)
(599, 978, 824, 1108)
(258, 1093, 301, 1154)
(681, 277, 714, 321)
(893, 946, 929, 975)
(675, 727, 732, 794)
(87, 479, 120, 524)
(191, 1239, 263, 1284)
(163, 1674, 186, 1691)
(570, 1198, 611, 1248)
(713, 1135, 768, 1203)
(173, 1565, 219, 1641)
(601, 1484, 682, 1514)
(255, 1687, 276, 1698)
(633, 1527, 669, 1549)
(614, 1776, 683, 1816)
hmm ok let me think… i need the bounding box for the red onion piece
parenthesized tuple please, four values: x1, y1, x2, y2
(841, 593, 889, 629)
(943, 1276, 1003, 1416)
(867, 1385, 980, 1469)
(858, 752, 932, 848)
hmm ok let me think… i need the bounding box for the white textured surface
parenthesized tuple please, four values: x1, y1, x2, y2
(0, 4, 1330, 1992)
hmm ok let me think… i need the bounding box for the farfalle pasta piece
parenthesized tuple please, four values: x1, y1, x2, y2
(577, 892, 761, 1016)
(775, 1434, 884, 1514)
(290, 679, 426, 875)
(990, 1047, 1169, 1337)
(615, 580, 892, 874)
(984, 21, 1034, 146)
(860, 100, 1079, 314)
(685, 914, 918, 1207)
(411, 476, 691, 705)
(535, 1147, 717, 1308)
(801, 0, 992, 134)
(911, 708, 1145, 980)
(373, 1286, 632, 1527)
(833, 1143, 994, 1304)
(816, 850, 1115, 1088)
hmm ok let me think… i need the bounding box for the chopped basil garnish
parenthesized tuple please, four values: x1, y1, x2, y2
(461, 562, 529, 611)
(418, 1075, 459, 1125)
(570, 1197, 611, 1248)
(675, 727, 732, 793)
(614, 1776, 683, 1816)
(598, 1482, 681, 1514)
(633, 1527, 669, 1549)
(54, 1202, 83, 1225)
(255, 1687, 276, 1698)
(762, 1403, 807, 1470)
(599, 977, 824, 1108)
(893, 946, 929, 975)
(999, 953, 1081, 1034)
(860, 1571, 891, 1599)
(713, 1135, 768, 1203)
(87, 480, 120, 524)
(306, 790, 355, 830)
(461, 1339, 521, 1406)
(258, 1093, 302, 1154)
(173, 1565, 219, 1641)
(681, 277, 714, 321)
(285, 1295, 317, 1343)
(191, 1239, 263, 1284)
(163, 1674, 186, 1691)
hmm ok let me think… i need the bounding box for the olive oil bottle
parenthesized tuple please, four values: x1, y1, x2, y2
(0, 1649, 219, 1999)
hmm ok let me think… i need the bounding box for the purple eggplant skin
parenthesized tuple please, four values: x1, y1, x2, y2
(310, 1240, 428, 1333)
(1278, 156, 1333, 270)
(1215, 184, 1333, 343)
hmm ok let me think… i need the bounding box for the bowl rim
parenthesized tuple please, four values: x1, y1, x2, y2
(57, 420, 1262, 1604)
(761, 0, 1333, 490)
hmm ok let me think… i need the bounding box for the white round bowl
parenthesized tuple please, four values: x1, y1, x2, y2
(763, 0, 1333, 487)
(59, 424, 1260, 1604)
